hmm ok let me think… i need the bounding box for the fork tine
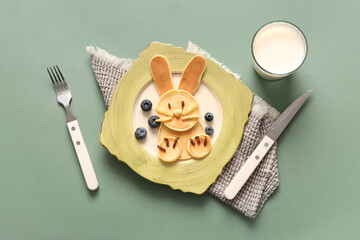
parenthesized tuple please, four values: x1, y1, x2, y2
(53, 66, 62, 85)
(47, 68, 55, 85)
(48, 67, 59, 92)
(53, 66, 68, 91)
(51, 66, 66, 91)
(55, 65, 67, 86)
(50, 67, 59, 84)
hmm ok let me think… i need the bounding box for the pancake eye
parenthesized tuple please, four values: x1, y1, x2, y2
(168, 103, 171, 109)
(181, 101, 185, 109)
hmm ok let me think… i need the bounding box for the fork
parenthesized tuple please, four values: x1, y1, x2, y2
(47, 66, 99, 191)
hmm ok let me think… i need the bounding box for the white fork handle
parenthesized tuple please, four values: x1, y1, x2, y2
(224, 136, 275, 200)
(67, 120, 99, 191)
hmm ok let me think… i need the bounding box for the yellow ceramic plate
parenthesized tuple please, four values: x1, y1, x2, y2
(100, 42, 253, 194)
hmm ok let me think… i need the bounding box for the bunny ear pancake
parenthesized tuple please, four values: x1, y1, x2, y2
(178, 55, 206, 94)
(150, 55, 174, 96)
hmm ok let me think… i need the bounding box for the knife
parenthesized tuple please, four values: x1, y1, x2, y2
(224, 89, 313, 200)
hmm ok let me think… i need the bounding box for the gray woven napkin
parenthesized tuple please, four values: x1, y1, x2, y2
(86, 42, 280, 219)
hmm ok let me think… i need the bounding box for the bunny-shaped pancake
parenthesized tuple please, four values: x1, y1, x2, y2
(150, 55, 212, 162)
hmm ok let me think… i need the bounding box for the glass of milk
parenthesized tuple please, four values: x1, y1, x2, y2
(251, 21, 307, 80)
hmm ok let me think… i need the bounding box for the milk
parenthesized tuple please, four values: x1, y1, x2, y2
(251, 21, 307, 80)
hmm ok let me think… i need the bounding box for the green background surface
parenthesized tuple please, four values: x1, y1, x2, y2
(1, 0, 359, 239)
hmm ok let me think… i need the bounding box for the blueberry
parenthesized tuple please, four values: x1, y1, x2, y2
(205, 112, 214, 122)
(141, 99, 152, 111)
(148, 115, 160, 128)
(205, 126, 214, 135)
(135, 127, 147, 139)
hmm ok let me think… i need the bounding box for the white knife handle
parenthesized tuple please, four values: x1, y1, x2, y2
(224, 136, 275, 200)
(67, 120, 99, 191)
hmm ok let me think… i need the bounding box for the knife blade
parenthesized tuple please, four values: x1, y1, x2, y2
(224, 89, 313, 200)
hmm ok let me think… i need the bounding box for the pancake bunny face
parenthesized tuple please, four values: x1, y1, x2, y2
(155, 89, 200, 131)
(150, 55, 212, 162)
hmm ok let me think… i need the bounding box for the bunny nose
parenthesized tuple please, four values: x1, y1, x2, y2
(173, 109, 182, 118)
